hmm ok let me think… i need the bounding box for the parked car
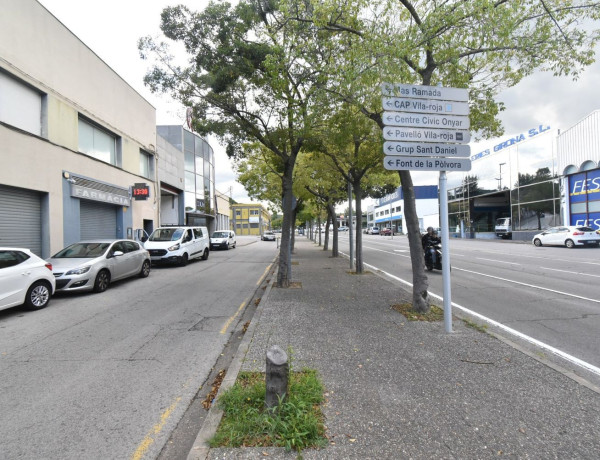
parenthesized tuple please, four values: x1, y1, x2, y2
(380, 227, 393, 236)
(262, 231, 277, 241)
(0, 248, 55, 311)
(338, 226, 349, 232)
(47, 240, 150, 293)
(144, 226, 209, 265)
(532, 226, 600, 248)
(367, 226, 380, 235)
(210, 230, 236, 250)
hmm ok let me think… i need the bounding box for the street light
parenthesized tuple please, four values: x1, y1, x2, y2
(496, 162, 506, 190)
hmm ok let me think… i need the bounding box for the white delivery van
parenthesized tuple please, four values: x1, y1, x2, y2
(144, 226, 209, 266)
(495, 218, 512, 239)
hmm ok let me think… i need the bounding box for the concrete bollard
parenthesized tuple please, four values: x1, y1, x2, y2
(265, 345, 288, 409)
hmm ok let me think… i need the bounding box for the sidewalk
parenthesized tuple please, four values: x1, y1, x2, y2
(195, 237, 600, 459)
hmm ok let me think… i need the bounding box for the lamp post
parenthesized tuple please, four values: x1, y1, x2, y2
(496, 162, 506, 190)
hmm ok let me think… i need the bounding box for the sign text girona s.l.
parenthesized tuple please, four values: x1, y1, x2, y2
(471, 125, 551, 161)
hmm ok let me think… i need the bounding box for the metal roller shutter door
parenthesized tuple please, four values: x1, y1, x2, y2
(80, 200, 117, 240)
(0, 185, 42, 255)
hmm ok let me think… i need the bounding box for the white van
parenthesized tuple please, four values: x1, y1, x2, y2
(144, 226, 209, 266)
(495, 218, 512, 239)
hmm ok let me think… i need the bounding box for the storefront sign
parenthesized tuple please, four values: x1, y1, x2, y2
(471, 125, 551, 161)
(71, 184, 130, 206)
(132, 183, 150, 200)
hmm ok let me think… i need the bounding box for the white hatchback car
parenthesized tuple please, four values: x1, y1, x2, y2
(210, 230, 236, 250)
(0, 248, 56, 311)
(532, 226, 600, 248)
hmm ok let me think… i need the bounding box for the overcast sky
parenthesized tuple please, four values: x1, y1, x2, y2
(37, 0, 600, 206)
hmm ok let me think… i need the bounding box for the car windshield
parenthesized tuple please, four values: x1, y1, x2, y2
(576, 227, 594, 232)
(148, 228, 184, 242)
(212, 232, 229, 238)
(53, 242, 110, 258)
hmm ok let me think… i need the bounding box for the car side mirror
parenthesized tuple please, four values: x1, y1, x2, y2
(112, 250, 124, 257)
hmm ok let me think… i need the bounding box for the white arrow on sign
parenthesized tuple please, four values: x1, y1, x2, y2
(383, 111, 470, 129)
(384, 142, 471, 157)
(382, 97, 470, 115)
(384, 156, 472, 171)
(384, 126, 471, 144)
(382, 83, 468, 102)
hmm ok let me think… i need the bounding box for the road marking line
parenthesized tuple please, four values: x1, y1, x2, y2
(221, 296, 251, 334)
(476, 257, 520, 265)
(257, 263, 273, 286)
(131, 397, 181, 460)
(454, 267, 600, 304)
(361, 262, 600, 378)
(542, 267, 600, 278)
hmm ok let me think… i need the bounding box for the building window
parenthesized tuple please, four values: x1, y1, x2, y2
(78, 117, 117, 165)
(250, 209, 259, 215)
(250, 223, 259, 228)
(140, 150, 153, 179)
(236, 210, 241, 216)
(0, 71, 43, 135)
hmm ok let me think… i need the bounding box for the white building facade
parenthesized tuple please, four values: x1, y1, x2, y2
(370, 185, 439, 233)
(0, 0, 158, 256)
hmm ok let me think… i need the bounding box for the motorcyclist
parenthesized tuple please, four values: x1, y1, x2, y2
(422, 227, 440, 250)
(422, 227, 441, 269)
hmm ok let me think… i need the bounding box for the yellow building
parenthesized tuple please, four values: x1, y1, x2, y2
(231, 203, 271, 236)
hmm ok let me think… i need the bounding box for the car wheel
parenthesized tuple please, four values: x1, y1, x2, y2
(24, 280, 52, 310)
(533, 238, 542, 247)
(201, 248, 209, 260)
(180, 253, 188, 266)
(565, 239, 575, 249)
(93, 270, 111, 293)
(139, 260, 150, 278)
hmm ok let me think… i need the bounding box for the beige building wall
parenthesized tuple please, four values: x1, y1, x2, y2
(0, 0, 158, 256)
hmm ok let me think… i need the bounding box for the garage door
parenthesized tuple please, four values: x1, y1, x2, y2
(0, 184, 42, 255)
(80, 200, 117, 240)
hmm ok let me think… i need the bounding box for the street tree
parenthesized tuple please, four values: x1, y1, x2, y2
(139, 0, 325, 287)
(283, 0, 600, 311)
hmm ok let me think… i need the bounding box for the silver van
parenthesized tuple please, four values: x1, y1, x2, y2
(143, 226, 209, 266)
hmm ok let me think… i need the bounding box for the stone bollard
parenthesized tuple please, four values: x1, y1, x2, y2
(265, 345, 288, 409)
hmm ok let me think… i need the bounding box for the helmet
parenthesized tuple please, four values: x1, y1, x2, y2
(427, 226, 434, 233)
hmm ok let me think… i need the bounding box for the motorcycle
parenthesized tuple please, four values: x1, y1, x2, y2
(424, 242, 443, 271)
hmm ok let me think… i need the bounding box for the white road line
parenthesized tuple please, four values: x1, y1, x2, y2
(542, 267, 600, 278)
(476, 257, 520, 265)
(361, 261, 600, 378)
(454, 267, 600, 304)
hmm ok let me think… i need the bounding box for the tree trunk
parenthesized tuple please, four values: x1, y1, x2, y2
(277, 171, 294, 288)
(399, 170, 430, 312)
(354, 181, 364, 273)
(317, 215, 322, 246)
(291, 206, 297, 252)
(327, 202, 339, 257)
(324, 213, 330, 251)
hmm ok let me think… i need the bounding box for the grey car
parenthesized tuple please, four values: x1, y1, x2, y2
(48, 240, 151, 293)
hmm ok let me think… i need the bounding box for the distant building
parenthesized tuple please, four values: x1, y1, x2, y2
(214, 189, 231, 231)
(156, 125, 216, 230)
(369, 186, 439, 233)
(558, 110, 600, 231)
(231, 203, 271, 236)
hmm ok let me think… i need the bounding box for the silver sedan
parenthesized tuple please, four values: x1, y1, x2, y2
(47, 240, 151, 293)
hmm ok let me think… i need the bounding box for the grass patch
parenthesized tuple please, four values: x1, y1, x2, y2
(392, 303, 444, 321)
(462, 319, 488, 333)
(209, 369, 327, 452)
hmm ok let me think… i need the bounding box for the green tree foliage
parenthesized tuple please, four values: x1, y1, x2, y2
(281, 0, 600, 312)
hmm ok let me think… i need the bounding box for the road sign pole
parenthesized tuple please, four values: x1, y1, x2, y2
(439, 171, 452, 333)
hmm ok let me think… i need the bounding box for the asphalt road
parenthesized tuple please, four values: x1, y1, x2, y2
(0, 236, 277, 460)
(336, 233, 600, 379)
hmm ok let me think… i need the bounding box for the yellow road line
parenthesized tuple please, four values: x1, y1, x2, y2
(257, 263, 273, 285)
(221, 296, 250, 334)
(131, 397, 181, 460)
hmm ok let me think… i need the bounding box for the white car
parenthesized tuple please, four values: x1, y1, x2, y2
(210, 230, 236, 250)
(261, 231, 277, 241)
(48, 240, 151, 293)
(532, 226, 600, 248)
(0, 248, 55, 311)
